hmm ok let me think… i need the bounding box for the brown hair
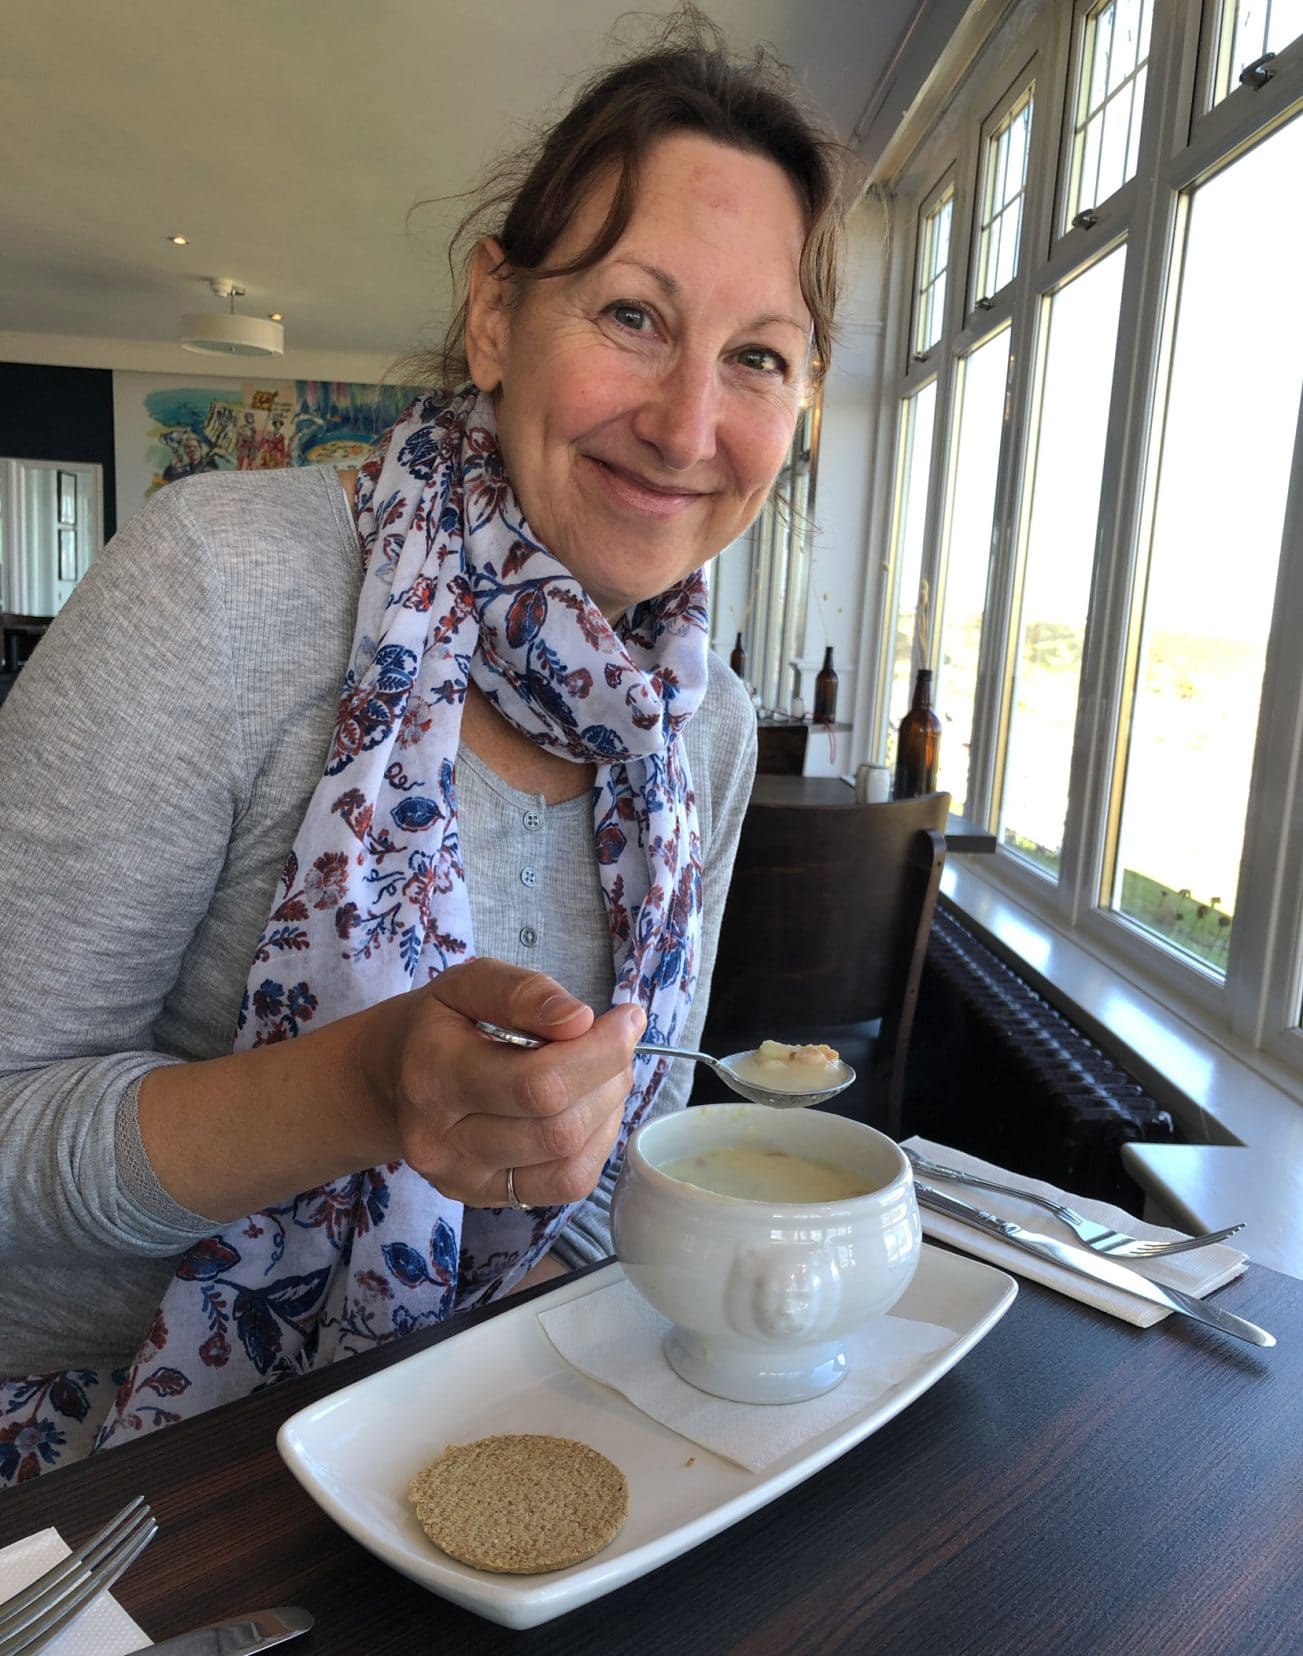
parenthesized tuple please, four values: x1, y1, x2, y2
(417, 7, 849, 390)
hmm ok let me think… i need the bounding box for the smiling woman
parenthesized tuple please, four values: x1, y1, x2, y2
(0, 6, 849, 1485)
(465, 133, 812, 616)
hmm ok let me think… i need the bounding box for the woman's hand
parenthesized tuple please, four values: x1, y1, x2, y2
(137, 959, 643, 1224)
(359, 958, 645, 1212)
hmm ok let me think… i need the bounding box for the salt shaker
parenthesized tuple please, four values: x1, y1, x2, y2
(854, 763, 891, 804)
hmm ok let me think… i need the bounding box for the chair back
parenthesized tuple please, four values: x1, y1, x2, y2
(701, 790, 950, 1134)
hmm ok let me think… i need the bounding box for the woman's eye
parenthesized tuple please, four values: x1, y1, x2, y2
(606, 301, 652, 332)
(737, 346, 788, 376)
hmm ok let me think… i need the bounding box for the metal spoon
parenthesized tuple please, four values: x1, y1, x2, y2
(474, 1019, 857, 1109)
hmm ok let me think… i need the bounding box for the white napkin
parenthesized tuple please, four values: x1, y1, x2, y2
(539, 1276, 954, 1473)
(904, 1136, 1247, 1328)
(0, 1528, 150, 1655)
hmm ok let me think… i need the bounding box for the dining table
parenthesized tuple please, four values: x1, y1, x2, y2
(1, 1253, 1297, 1655)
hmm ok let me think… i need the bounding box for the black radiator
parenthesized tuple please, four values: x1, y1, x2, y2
(905, 907, 1176, 1212)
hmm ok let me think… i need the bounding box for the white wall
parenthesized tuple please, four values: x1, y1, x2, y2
(798, 194, 892, 772)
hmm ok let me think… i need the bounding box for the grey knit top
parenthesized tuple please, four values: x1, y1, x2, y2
(0, 465, 755, 1375)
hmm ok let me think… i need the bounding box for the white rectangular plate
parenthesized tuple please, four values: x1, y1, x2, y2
(277, 1246, 1016, 1629)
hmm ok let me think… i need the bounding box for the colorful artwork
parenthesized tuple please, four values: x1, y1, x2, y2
(113, 372, 424, 523)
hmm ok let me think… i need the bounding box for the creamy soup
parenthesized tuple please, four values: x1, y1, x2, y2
(660, 1145, 867, 1203)
(729, 1040, 848, 1095)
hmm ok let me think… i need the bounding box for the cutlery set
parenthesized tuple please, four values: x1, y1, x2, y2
(902, 1147, 1273, 1348)
(0, 1498, 310, 1656)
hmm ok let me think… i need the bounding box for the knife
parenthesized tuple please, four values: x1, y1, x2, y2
(127, 1606, 313, 1655)
(915, 1181, 1276, 1348)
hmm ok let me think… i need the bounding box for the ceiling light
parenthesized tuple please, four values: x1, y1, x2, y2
(181, 279, 284, 357)
(269, 312, 284, 322)
(168, 234, 190, 246)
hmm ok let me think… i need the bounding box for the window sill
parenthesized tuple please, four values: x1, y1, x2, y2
(941, 860, 1303, 1279)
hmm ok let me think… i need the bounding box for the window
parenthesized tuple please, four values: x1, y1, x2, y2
(1064, 0, 1154, 226)
(935, 330, 1010, 815)
(913, 185, 955, 360)
(1109, 116, 1303, 973)
(885, 384, 937, 744)
(1211, 0, 1303, 103)
(738, 401, 817, 713)
(874, 0, 1303, 1077)
(974, 86, 1035, 304)
(1001, 249, 1126, 873)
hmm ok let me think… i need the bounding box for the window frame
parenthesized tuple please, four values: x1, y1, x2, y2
(869, 0, 1303, 1080)
(969, 66, 1039, 317)
(904, 170, 961, 386)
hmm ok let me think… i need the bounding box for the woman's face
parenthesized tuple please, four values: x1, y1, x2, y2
(466, 132, 812, 618)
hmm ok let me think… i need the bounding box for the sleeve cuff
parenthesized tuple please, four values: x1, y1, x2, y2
(551, 1162, 616, 1270)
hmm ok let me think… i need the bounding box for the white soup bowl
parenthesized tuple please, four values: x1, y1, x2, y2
(611, 1104, 921, 1405)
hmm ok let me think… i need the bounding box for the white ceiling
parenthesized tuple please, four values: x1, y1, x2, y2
(1, 1, 940, 366)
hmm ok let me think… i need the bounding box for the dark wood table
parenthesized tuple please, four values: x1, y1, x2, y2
(2, 1260, 1297, 1654)
(749, 774, 998, 854)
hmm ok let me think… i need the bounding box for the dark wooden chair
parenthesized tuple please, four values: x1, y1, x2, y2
(696, 790, 950, 1137)
(754, 719, 808, 775)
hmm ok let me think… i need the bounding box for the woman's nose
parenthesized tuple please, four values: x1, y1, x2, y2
(631, 359, 720, 472)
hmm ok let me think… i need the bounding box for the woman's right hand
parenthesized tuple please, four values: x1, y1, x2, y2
(358, 958, 645, 1213)
(137, 958, 643, 1225)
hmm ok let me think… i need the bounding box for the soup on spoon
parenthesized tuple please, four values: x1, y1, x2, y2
(726, 1039, 851, 1096)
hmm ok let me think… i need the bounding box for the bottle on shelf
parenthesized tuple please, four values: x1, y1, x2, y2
(729, 631, 746, 679)
(894, 668, 942, 799)
(813, 646, 838, 725)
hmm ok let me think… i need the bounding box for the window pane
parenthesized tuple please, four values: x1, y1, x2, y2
(887, 384, 938, 742)
(1066, 0, 1153, 223)
(936, 329, 1011, 816)
(915, 192, 954, 356)
(1111, 117, 1303, 974)
(1001, 248, 1127, 873)
(1214, 1, 1303, 104)
(976, 89, 1034, 303)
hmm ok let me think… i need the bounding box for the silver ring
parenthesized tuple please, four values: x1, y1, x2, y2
(505, 1165, 536, 1213)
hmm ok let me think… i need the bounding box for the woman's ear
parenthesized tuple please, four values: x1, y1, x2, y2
(465, 237, 512, 393)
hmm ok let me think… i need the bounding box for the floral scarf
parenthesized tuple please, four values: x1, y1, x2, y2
(0, 386, 708, 1484)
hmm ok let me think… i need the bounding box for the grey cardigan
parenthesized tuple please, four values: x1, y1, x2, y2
(0, 465, 755, 1374)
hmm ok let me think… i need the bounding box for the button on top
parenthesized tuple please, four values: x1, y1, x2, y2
(520, 866, 539, 888)
(520, 926, 538, 948)
(522, 808, 542, 830)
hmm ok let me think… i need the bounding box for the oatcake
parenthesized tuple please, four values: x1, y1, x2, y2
(409, 1433, 628, 1574)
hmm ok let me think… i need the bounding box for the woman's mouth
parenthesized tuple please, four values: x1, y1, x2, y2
(583, 455, 707, 520)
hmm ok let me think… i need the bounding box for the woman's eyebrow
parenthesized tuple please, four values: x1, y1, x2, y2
(607, 258, 809, 338)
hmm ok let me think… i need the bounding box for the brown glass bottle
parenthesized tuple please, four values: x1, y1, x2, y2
(729, 631, 746, 678)
(894, 668, 941, 798)
(813, 646, 838, 724)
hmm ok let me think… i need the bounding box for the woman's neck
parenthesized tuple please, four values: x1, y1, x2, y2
(460, 681, 595, 804)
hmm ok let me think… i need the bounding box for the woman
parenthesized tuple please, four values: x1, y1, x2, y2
(0, 17, 845, 1483)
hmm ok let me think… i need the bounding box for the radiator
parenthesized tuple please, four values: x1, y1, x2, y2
(907, 907, 1176, 1212)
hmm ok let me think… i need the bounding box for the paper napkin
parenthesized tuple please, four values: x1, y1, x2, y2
(539, 1276, 954, 1473)
(904, 1136, 1247, 1328)
(0, 1527, 150, 1655)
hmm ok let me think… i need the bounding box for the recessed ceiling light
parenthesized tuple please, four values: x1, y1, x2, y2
(167, 234, 190, 246)
(269, 312, 284, 322)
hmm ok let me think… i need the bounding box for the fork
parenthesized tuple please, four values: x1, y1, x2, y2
(902, 1148, 1246, 1259)
(0, 1496, 157, 1655)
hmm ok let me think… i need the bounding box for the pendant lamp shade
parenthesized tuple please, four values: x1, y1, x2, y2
(181, 279, 284, 357)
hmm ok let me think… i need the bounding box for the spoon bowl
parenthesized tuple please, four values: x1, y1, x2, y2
(474, 1021, 856, 1109)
